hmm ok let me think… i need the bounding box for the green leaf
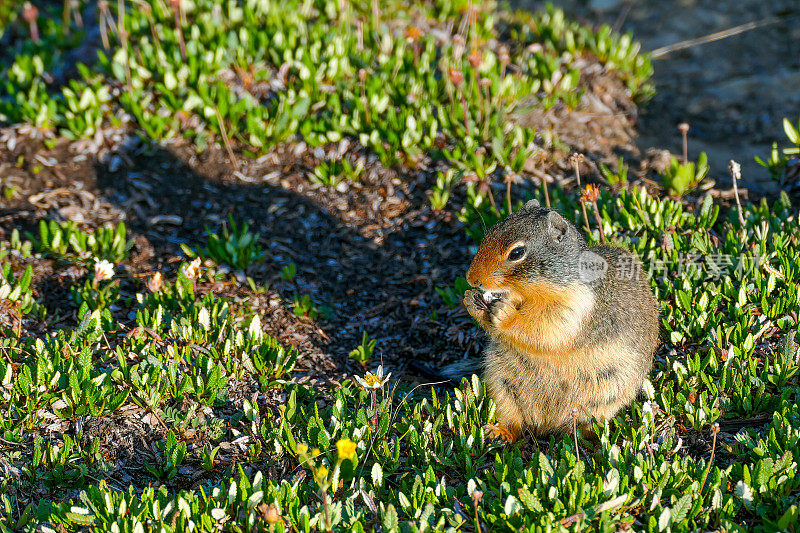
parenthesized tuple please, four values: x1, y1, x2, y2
(671, 493, 692, 524)
(382, 504, 399, 533)
(65, 508, 96, 526)
(734, 481, 753, 509)
(658, 507, 671, 531)
(198, 307, 211, 331)
(372, 463, 383, 487)
(784, 118, 799, 144)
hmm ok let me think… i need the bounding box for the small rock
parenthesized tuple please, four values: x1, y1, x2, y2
(589, 0, 624, 10)
(108, 155, 123, 172)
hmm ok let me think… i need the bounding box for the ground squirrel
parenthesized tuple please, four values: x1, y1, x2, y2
(459, 199, 659, 442)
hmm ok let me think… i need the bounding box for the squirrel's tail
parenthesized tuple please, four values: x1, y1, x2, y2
(439, 358, 483, 381)
(407, 357, 483, 385)
(408, 357, 483, 385)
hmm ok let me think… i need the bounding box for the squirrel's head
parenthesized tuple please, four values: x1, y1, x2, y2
(466, 199, 588, 302)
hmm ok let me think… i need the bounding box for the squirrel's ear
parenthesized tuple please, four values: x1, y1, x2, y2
(525, 199, 540, 210)
(547, 211, 569, 242)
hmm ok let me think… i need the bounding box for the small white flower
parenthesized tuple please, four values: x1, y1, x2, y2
(93, 259, 115, 282)
(183, 257, 202, 280)
(146, 271, 163, 292)
(354, 364, 391, 390)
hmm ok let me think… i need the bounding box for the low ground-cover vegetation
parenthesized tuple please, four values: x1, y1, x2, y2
(1, 0, 800, 531)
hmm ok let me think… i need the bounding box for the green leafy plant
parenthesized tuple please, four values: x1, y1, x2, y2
(599, 156, 629, 188)
(782, 117, 800, 156)
(756, 142, 788, 179)
(32, 220, 132, 262)
(201, 444, 221, 472)
(0, 264, 39, 316)
(756, 117, 800, 180)
(9, 3, 800, 532)
(69, 260, 119, 310)
(292, 294, 333, 320)
(310, 159, 365, 187)
(280, 262, 297, 281)
(188, 215, 265, 271)
(436, 276, 474, 309)
(349, 331, 376, 366)
(144, 430, 187, 481)
(660, 152, 709, 196)
(429, 168, 460, 211)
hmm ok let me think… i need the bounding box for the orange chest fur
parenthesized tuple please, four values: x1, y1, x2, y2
(494, 280, 597, 356)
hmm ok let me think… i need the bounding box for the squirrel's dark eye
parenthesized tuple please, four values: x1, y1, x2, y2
(507, 246, 526, 261)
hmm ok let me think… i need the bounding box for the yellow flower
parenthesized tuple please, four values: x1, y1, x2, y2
(314, 465, 329, 483)
(311, 448, 321, 457)
(336, 438, 357, 461)
(296, 443, 308, 456)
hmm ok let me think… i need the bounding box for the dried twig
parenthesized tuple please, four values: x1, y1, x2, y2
(651, 17, 781, 58)
(214, 107, 240, 171)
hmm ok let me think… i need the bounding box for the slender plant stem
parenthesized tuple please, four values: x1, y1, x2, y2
(571, 155, 591, 233)
(591, 200, 606, 243)
(63, 0, 72, 35)
(580, 202, 590, 234)
(322, 489, 331, 532)
(699, 423, 720, 494)
(542, 176, 550, 208)
(117, 0, 132, 91)
(729, 160, 746, 227)
(571, 409, 580, 462)
(679, 123, 690, 164)
(174, 1, 187, 60)
(472, 493, 483, 533)
(459, 89, 470, 132)
(485, 182, 498, 214)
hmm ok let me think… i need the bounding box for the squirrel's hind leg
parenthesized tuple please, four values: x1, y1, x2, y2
(484, 372, 527, 444)
(483, 423, 521, 443)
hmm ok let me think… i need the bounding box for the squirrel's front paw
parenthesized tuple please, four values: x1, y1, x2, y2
(463, 289, 490, 321)
(488, 298, 516, 327)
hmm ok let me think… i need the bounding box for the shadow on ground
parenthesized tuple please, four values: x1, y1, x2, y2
(0, 133, 480, 377)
